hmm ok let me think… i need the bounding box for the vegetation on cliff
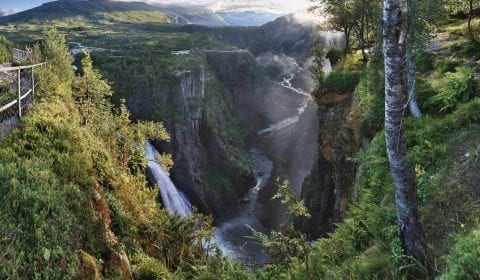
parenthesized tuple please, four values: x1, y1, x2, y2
(0, 29, 215, 279)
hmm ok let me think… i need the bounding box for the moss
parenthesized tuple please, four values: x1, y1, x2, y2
(77, 250, 101, 280)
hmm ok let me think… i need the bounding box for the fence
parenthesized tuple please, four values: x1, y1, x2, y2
(0, 63, 46, 123)
(12, 48, 33, 62)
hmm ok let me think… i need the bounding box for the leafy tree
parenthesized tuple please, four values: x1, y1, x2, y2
(0, 36, 12, 64)
(310, 0, 357, 52)
(444, 0, 479, 41)
(250, 180, 311, 265)
(310, 0, 382, 58)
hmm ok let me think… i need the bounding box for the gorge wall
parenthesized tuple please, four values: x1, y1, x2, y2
(299, 91, 365, 238)
(128, 63, 254, 219)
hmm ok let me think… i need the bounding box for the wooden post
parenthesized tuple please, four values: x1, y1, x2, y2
(31, 66, 35, 104)
(17, 69, 21, 117)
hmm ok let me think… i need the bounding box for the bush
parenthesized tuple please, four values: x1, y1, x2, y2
(326, 47, 344, 66)
(414, 51, 435, 73)
(434, 57, 461, 74)
(0, 153, 87, 279)
(134, 255, 172, 280)
(0, 36, 11, 64)
(440, 229, 480, 280)
(320, 70, 360, 95)
(354, 60, 385, 132)
(425, 66, 476, 114)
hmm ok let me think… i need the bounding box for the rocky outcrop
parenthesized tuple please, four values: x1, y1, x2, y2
(299, 92, 363, 238)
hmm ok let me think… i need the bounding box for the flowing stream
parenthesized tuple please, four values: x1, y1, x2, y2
(213, 149, 273, 264)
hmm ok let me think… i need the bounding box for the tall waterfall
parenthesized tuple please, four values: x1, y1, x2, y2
(146, 141, 192, 218)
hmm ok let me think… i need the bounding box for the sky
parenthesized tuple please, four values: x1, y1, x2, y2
(0, 0, 311, 14)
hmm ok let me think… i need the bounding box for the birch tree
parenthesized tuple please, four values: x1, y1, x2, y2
(382, 0, 433, 274)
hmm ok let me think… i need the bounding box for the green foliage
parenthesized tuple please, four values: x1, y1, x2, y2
(249, 180, 311, 265)
(175, 252, 252, 280)
(354, 57, 384, 132)
(0, 35, 12, 64)
(320, 70, 361, 95)
(425, 66, 476, 114)
(310, 42, 325, 82)
(413, 51, 436, 73)
(134, 254, 173, 280)
(440, 228, 480, 280)
(326, 47, 344, 66)
(434, 57, 462, 74)
(0, 154, 84, 279)
(273, 179, 310, 218)
(251, 224, 312, 265)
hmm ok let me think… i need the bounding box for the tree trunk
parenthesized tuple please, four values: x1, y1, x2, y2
(467, 0, 475, 41)
(383, 0, 433, 275)
(344, 27, 351, 53)
(407, 52, 422, 118)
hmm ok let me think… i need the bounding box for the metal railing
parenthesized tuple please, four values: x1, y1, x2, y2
(0, 63, 46, 122)
(12, 48, 33, 62)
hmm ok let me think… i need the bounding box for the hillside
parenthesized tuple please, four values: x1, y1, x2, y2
(218, 11, 282, 26)
(0, 0, 170, 24)
(0, 0, 282, 27)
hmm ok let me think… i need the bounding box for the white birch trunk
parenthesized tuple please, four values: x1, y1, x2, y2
(383, 0, 433, 275)
(407, 52, 422, 118)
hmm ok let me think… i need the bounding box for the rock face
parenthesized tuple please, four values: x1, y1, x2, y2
(299, 92, 363, 238)
(129, 63, 254, 219)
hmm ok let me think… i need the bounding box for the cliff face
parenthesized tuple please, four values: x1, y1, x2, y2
(129, 63, 253, 219)
(299, 92, 363, 237)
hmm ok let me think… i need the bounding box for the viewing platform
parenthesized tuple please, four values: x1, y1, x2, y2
(0, 49, 46, 137)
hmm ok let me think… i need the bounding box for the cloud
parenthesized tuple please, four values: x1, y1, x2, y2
(0, 8, 18, 16)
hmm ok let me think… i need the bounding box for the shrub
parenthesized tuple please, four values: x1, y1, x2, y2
(425, 66, 476, 114)
(439, 229, 480, 280)
(414, 51, 435, 73)
(434, 57, 461, 74)
(134, 255, 172, 280)
(320, 70, 360, 95)
(354, 60, 385, 132)
(326, 47, 344, 66)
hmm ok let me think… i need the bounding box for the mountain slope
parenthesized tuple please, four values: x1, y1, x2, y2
(0, 0, 170, 24)
(262, 12, 318, 63)
(160, 5, 229, 26)
(218, 11, 282, 26)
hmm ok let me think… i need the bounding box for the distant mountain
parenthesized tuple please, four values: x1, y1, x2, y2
(261, 12, 319, 63)
(218, 11, 282, 26)
(157, 5, 228, 26)
(0, 0, 286, 27)
(0, 0, 170, 24)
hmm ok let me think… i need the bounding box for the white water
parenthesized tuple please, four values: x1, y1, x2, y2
(257, 56, 332, 136)
(214, 149, 273, 263)
(146, 141, 192, 218)
(257, 72, 311, 135)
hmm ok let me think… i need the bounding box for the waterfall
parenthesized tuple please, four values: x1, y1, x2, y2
(145, 141, 192, 219)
